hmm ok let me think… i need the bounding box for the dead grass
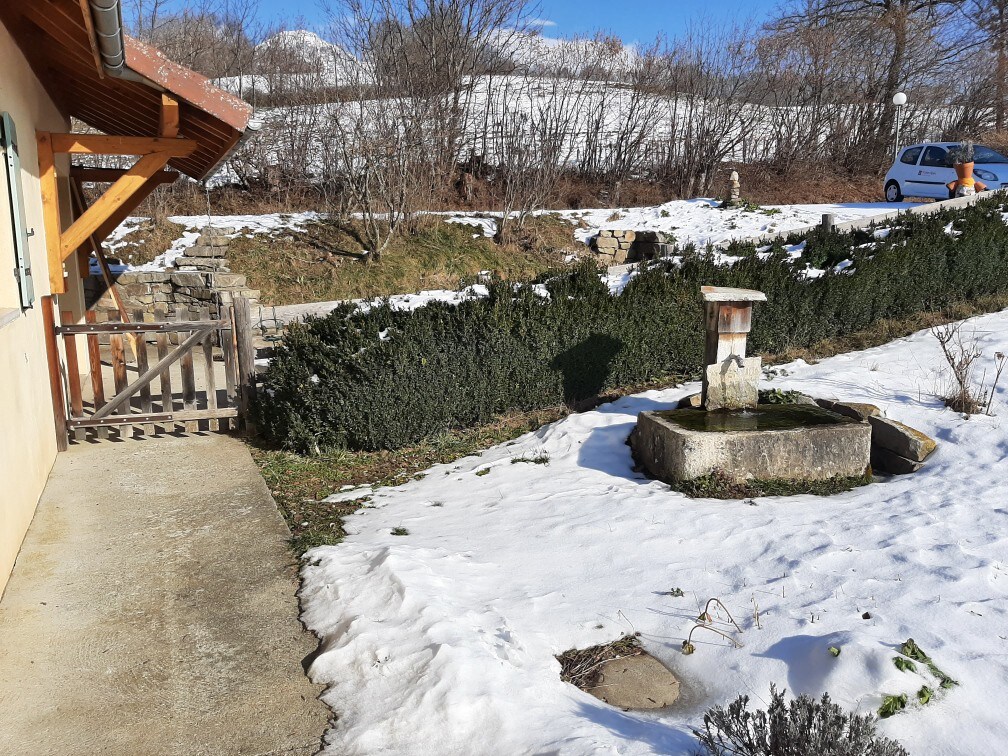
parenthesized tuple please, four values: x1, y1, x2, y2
(557, 635, 643, 691)
(229, 214, 577, 305)
(106, 218, 186, 267)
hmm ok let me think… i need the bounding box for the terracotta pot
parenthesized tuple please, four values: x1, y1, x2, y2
(954, 162, 974, 179)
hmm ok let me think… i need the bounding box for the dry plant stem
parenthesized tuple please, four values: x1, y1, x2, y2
(686, 623, 744, 650)
(985, 353, 1007, 415)
(700, 597, 744, 634)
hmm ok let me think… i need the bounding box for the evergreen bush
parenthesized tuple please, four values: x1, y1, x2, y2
(257, 198, 1008, 453)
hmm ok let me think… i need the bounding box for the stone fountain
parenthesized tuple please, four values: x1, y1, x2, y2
(631, 286, 873, 484)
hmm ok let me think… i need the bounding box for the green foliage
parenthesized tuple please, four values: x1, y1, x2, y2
(917, 685, 934, 705)
(258, 199, 1008, 453)
(829, 646, 841, 657)
(697, 685, 908, 756)
(671, 470, 871, 499)
(893, 656, 917, 673)
(759, 389, 810, 405)
(391, 526, 409, 536)
(878, 694, 907, 719)
(898, 638, 959, 689)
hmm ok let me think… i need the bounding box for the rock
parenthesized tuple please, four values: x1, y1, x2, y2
(586, 653, 680, 710)
(595, 236, 619, 250)
(868, 416, 936, 462)
(209, 273, 247, 288)
(676, 393, 702, 409)
(815, 398, 882, 421)
(170, 272, 206, 288)
(185, 245, 223, 258)
(703, 356, 761, 411)
(871, 446, 924, 475)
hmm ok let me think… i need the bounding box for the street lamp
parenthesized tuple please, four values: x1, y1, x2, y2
(893, 91, 908, 161)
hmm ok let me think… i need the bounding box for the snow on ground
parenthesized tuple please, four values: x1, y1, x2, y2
(300, 310, 1008, 755)
(565, 198, 919, 249)
(443, 199, 916, 250)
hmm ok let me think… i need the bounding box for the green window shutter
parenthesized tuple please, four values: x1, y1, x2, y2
(1, 112, 35, 309)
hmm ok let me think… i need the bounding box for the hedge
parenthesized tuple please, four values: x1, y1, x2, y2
(257, 198, 1008, 453)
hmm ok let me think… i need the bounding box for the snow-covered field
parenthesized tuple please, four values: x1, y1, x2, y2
(300, 311, 1008, 755)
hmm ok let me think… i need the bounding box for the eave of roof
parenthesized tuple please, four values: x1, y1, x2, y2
(0, 0, 254, 181)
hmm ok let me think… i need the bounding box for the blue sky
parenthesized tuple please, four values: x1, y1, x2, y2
(248, 0, 777, 43)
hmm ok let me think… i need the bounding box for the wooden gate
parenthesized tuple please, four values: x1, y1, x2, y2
(46, 296, 257, 447)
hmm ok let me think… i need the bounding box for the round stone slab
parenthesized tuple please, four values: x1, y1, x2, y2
(586, 653, 680, 710)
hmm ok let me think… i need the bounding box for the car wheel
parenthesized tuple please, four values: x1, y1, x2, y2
(885, 180, 903, 202)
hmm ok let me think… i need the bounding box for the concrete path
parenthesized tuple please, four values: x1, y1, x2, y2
(0, 433, 329, 755)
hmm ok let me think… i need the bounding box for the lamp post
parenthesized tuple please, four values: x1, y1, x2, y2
(892, 91, 907, 161)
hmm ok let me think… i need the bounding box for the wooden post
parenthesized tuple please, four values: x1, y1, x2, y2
(233, 296, 257, 435)
(42, 296, 69, 451)
(36, 132, 65, 295)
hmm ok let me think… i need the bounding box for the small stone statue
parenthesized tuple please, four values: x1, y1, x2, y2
(724, 170, 740, 207)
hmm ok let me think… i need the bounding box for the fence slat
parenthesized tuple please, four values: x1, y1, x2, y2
(87, 310, 109, 440)
(60, 310, 84, 419)
(108, 312, 131, 439)
(135, 309, 154, 436)
(221, 305, 237, 432)
(201, 306, 218, 432)
(180, 310, 197, 433)
(156, 332, 175, 433)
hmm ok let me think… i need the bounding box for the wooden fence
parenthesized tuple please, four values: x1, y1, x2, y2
(48, 297, 257, 447)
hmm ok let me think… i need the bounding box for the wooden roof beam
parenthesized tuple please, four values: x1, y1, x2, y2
(70, 166, 179, 184)
(49, 134, 196, 156)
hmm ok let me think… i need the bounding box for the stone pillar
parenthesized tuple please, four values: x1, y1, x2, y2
(700, 286, 766, 411)
(724, 170, 740, 207)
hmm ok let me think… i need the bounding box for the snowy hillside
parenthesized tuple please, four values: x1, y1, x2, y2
(300, 310, 1008, 755)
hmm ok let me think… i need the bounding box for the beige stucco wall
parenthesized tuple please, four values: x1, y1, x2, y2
(0, 20, 75, 597)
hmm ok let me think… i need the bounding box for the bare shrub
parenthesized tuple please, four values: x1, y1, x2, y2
(696, 685, 908, 756)
(933, 322, 1007, 414)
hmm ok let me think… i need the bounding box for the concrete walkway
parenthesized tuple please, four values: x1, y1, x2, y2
(0, 433, 329, 755)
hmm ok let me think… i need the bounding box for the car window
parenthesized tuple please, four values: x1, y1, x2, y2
(919, 146, 949, 167)
(975, 145, 1008, 164)
(900, 146, 923, 165)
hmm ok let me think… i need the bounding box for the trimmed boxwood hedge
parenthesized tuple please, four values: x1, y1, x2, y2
(257, 198, 1008, 453)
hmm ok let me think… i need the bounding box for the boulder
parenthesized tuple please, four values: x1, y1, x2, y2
(871, 446, 924, 475)
(676, 393, 702, 409)
(815, 398, 882, 421)
(586, 653, 680, 710)
(868, 416, 936, 462)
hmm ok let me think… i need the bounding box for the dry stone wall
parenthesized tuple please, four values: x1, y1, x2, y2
(85, 227, 259, 319)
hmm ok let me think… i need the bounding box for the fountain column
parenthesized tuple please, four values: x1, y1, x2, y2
(700, 286, 767, 411)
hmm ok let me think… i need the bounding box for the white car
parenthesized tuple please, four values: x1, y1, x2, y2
(884, 142, 1008, 201)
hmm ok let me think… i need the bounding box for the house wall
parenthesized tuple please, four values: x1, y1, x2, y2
(0, 21, 75, 596)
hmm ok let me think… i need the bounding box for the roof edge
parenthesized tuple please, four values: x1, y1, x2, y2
(122, 36, 253, 135)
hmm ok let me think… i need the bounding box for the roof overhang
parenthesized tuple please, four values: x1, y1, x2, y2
(0, 0, 254, 181)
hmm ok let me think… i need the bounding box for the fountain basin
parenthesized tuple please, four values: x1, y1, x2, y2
(631, 404, 872, 484)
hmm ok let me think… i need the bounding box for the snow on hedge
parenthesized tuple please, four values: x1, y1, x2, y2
(300, 310, 1008, 755)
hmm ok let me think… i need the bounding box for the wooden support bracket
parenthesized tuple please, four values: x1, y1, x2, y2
(60, 151, 171, 260)
(36, 127, 193, 293)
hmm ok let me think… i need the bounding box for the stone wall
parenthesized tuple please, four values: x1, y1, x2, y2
(591, 229, 675, 265)
(85, 227, 259, 319)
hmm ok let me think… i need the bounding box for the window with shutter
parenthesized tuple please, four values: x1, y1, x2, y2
(1, 112, 35, 309)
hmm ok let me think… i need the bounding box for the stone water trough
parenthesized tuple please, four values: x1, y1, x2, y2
(631, 286, 873, 484)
